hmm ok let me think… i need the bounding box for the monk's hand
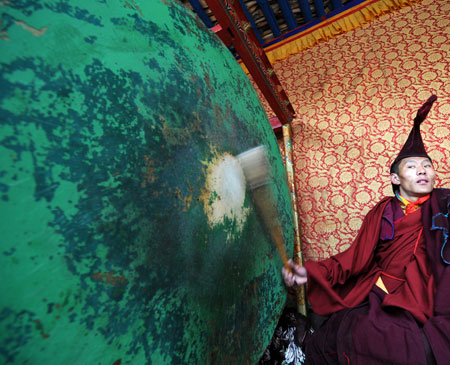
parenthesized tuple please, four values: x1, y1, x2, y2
(282, 259, 308, 287)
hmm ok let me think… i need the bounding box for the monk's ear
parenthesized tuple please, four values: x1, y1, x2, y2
(390, 173, 400, 186)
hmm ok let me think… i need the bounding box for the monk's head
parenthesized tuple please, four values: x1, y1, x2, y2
(390, 156, 436, 202)
(389, 95, 438, 198)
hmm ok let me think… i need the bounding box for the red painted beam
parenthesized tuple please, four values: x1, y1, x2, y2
(205, 0, 295, 127)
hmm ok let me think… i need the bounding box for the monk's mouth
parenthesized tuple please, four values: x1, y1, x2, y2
(416, 179, 429, 184)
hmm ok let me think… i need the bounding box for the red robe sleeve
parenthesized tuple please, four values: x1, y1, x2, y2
(304, 197, 393, 316)
(422, 189, 450, 363)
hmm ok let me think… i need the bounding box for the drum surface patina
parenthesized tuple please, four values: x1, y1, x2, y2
(0, 0, 294, 363)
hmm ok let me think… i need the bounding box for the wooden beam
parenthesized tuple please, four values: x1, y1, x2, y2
(187, 0, 214, 28)
(312, 0, 326, 18)
(238, 0, 264, 45)
(255, 0, 281, 37)
(297, 0, 313, 22)
(278, 0, 298, 30)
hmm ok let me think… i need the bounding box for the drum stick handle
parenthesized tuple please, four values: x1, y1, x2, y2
(237, 146, 292, 273)
(251, 187, 292, 273)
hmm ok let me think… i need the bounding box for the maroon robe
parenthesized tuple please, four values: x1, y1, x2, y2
(303, 188, 450, 364)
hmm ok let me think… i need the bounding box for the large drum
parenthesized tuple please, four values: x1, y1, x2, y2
(0, 0, 294, 363)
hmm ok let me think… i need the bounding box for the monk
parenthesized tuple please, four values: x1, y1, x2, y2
(282, 95, 450, 364)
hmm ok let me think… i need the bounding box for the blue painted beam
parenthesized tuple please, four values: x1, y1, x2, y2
(312, 0, 326, 18)
(277, 0, 297, 30)
(238, 0, 264, 45)
(330, 0, 342, 10)
(264, 0, 368, 47)
(256, 0, 281, 38)
(296, 0, 313, 22)
(188, 0, 214, 28)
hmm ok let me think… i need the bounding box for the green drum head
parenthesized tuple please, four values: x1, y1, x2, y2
(0, 0, 294, 363)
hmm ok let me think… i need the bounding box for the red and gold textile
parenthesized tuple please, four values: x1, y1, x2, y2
(253, 0, 450, 261)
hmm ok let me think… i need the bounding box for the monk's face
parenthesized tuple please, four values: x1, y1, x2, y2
(390, 157, 436, 202)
